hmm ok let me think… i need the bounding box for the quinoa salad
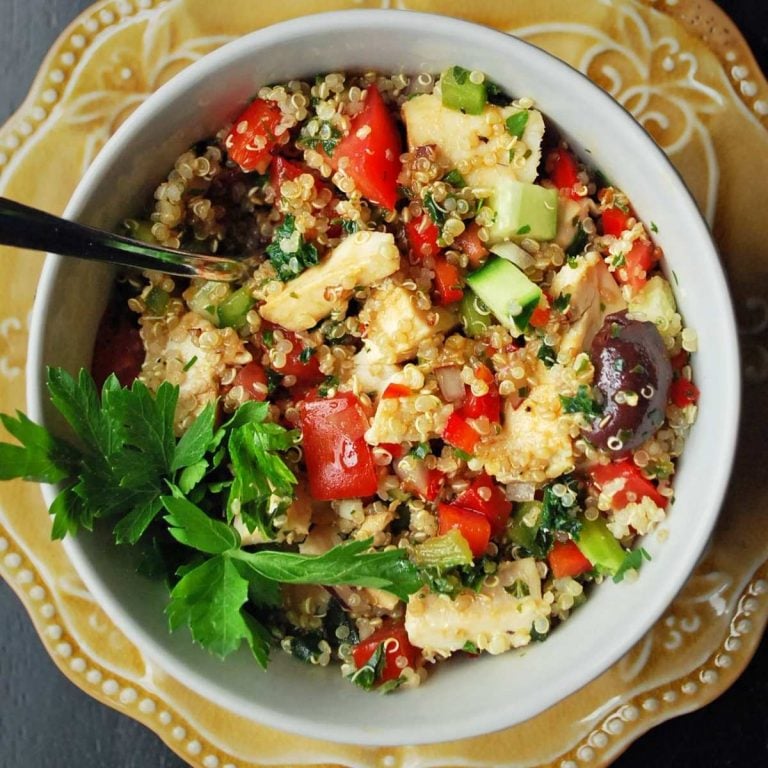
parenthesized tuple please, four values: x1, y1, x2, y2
(2, 67, 700, 691)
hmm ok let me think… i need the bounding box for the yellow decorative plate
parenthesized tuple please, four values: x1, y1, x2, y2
(1, 1, 766, 766)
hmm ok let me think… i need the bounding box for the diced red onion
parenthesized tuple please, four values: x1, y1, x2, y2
(435, 365, 465, 403)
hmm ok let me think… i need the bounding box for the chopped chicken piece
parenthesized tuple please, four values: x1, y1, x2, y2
(140, 310, 250, 433)
(405, 559, 549, 657)
(477, 363, 579, 483)
(550, 252, 626, 360)
(259, 231, 400, 331)
(402, 93, 545, 185)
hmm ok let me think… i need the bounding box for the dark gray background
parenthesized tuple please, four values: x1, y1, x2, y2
(0, 1, 766, 766)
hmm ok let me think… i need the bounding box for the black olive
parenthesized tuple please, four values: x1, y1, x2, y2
(584, 311, 672, 455)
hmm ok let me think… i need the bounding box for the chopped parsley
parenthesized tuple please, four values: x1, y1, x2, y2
(453, 448, 473, 462)
(613, 547, 651, 583)
(299, 120, 342, 156)
(505, 110, 529, 139)
(443, 169, 467, 188)
(262, 329, 275, 347)
(552, 293, 571, 312)
(611, 252, 626, 269)
(265, 215, 319, 281)
(566, 223, 588, 258)
(422, 191, 447, 227)
(318, 375, 339, 397)
(341, 218, 360, 234)
(559, 385, 602, 418)
(348, 642, 385, 691)
(537, 343, 558, 368)
(506, 578, 530, 598)
(410, 442, 431, 460)
(516, 224, 531, 235)
(298, 347, 315, 364)
(650, 221, 659, 233)
(182, 356, 198, 372)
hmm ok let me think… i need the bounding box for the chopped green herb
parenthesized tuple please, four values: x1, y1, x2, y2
(318, 375, 339, 397)
(566, 224, 588, 258)
(505, 110, 529, 139)
(672, 270, 679, 286)
(559, 385, 602, 418)
(262, 329, 274, 347)
(443, 169, 467, 188)
(462, 641, 479, 654)
(298, 347, 315, 364)
(552, 293, 571, 313)
(266, 369, 282, 394)
(265, 215, 319, 281)
(422, 191, 446, 227)
(537, 343, 557, 368)
(182, 356, 198, 372)
(650, 221, 658, 233)
(410, 442, 431, 460)
(453, 448, 473, 462)
(611, 252, 626, 268)
(341, 218, 360, 234)
(506, 578, 530, 598)
(348, 641, 385, 690)
(516, 224, 531, 235)
(613, 547, 651, 583)
(299, 120, 342, 156)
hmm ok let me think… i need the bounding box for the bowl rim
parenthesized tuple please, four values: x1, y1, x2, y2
(25, 8, 741, 746)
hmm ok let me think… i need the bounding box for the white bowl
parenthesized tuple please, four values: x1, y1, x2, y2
(26, 9, 740, 746)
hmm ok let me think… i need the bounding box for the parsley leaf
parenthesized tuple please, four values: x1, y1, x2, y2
(299, 120, 342, 156)
(613, 547, 651, 583)
(505, 110, 529, 139)
(265, 215, 319, 281)
(552, 293, 571, 312)
(443, 169, 467, 188)
(537, 343, 557, 368)
(349, 641, 385, 690)
(422, 191, 446, 227)
(559, 385, 602, 418)
(566, 223, 588, 258)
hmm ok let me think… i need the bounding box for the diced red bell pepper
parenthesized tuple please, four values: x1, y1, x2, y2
(453, 221, 489, 268)
(548, 540, 593, 579)
(299, 392, 378, 500)
(590, 461, 668, 510)
(454, 473, 512, 536)
(224, 98, 285, 174)
(425, 468, 446, 502)
(459, 364, 501, 424)
(405, 214, 441, 263)
(382, 383, 412, 399)
(231, 361, 268, 402)
(330, 85, 402, 210)
(601, 206, 631, 237)
(528, 298, 552, 329)
(261, 327, 324, 386)
(438, 502, 491, 557)
(442, 412, 480, 454)
(670, 377, 700, 408)
(91, 300, 144, 389)
(351, 621, 420, 685)
(617, 238, 658, 290)
(379, 442, 405, 460)
(545, 148, 581, 200)
(433, 255, 464, 305)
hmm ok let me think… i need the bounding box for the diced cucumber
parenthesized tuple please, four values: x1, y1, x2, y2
(217, 285, 255, 329)
(460, 290, 493, 337)
(507, 500, 544, 557)
(575, 517, 626, 576)
(124, 218, 156, 243)
(186, 280, 230, 326)
(411, 529, 473, 568)
(487, 179, 558, 243)
(145, 287, 169, 315)
(440, 66, 487, 115)
(466, 256, 542, 332)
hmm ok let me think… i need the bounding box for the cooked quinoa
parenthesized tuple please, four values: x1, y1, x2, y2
(102, 67, 698, 690)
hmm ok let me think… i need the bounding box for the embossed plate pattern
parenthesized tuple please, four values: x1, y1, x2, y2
(0, 1, 766, 766)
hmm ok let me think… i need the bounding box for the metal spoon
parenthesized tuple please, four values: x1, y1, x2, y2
(0, 196, 247, 282)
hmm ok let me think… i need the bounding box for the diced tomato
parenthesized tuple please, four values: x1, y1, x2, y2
(231, 361, 268, 402)
(670, 377, 700, 408)
(299, 393, 378, 500)
(442, 412, 480, 454)
(379, 442, 405, 460)
(224, 99, 285, 173)
(329, 85, 402, 210)
(545, 148, 581, 199)
(91, 300, 143, 389)
(382, 383, 412, 399)
(425, 468, 446, 502)
(528, 297, 551, 329)
(261, 328, 324, 386)
(548, 540, 593, 579)
(433, 255, 464, 305)
(438, 502, 491, 557)
(453, 221, 489, 268)
(601, 206, 631, 237)
(405, 214, 441, 263)
(455, 473, 512, 536)
(590, 461, 668, 510)
(616, 238, 658, 290)
(351, 621, 420, 685)
(459, 364, 501, 424)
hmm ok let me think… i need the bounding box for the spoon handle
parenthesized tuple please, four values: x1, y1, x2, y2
(0, 197, 246, 282)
